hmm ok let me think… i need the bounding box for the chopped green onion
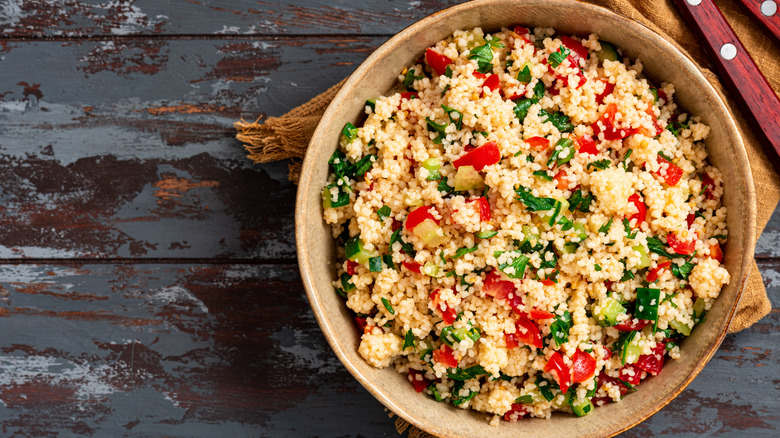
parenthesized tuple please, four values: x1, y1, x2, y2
(381, 297, 396, 315)
(342, 122, 358, 143)
(340, 272, 355, 293)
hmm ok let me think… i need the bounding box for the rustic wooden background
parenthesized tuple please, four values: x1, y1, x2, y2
(0, 1, 777, 436)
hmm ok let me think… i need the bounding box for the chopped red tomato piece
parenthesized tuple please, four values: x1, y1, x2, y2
(453, 141, 501, 171)
(526, 136, 551, 151)
(701, 172, 716, 199)
(667, 233, 696, 255)
(354, 316, 367, 333)
(636, 341, 666, 376)
(545, 351, 571, 393)
(504, 403, 529, 422)
(472, 71, 487, 79)
(572, 349, 597, 383)
(619, 363, 642, 385)
(561, 35, 588, 64)
(483, 270, 523, 313)
(647, 260, 671, 283)
(656, 89, 668, 103)
(430, 288, 457, 324)
(528, 308, 555, 320)
(613, 317, 652, 332)
(554, 170, 569, 191)
(515, 316, 543, 349)
(482, 74, 500, 92)
(576, 134, 599, 155)
(467, 197, 491, 222)
(346, 260, 358, 276)
(400, 91, 418, 101)
(626, 193, 646, 227)
(405, 205, 438, 231)
(512, 26, 532, 45)
(402, 260, 422, 274)
(709, 243, 723, 263)
(595, 79, 615, 105)
(433, 344, 459, 368)
(425, 48, 453, 76)
(597, 373, 628, 398)
(655, 155, 683, 186)
(592, 103, 632, 140)
(541, 278, 556, 286)
(504, 332, 519, 349)
(407, 369, 430, 393)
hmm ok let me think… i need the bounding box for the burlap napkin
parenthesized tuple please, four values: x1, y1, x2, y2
(236, 0, 777, 332)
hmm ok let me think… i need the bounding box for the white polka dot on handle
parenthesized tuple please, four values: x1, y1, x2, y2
(686, 0, 702, 5)
(761, 0, 777, 17)
(720, 43, 737, 60)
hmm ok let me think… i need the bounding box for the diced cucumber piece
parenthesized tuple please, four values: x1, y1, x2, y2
(596, 41, 620, 63)
(540, 198, 569, 227)
(572, 222, 588, 242)
(570, 397, 594, 417)
(423, 262, 441, 277)
(365, 98, 376, 112)
(453, 165, 485, 191)
(322, 186, 332, 209)
(421, 157, 443, 181)
(632, 244, 651, 268)
(345, 236, 379, 264)
(669, 318, 692, 336)
(413, 219, 448, 247)
(621, 331, 642, 364)
(595, 297, 626, 326)
(649, 88, 658, 104)
(563, 242, 579, 254)
(475, 230, 498, 239)
(519, 225, 543, 252)
(693, 297, 706, 318)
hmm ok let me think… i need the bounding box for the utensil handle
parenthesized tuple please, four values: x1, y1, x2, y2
(735, 0, 780, 42)
(673, 0, 780, 156)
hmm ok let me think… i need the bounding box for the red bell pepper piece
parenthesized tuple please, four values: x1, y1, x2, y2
(635, 341, 666, 376)
(402, 260, 422, 274)
(647, 260, 671, 283)
(425, 48, 453, 76)
(561, 36, 588, 62)
(701, 172, 716, 199)
(667, 232, 696, 255)
(354, 316, 367, 333)
(655, 154, 683, 186)
(626, 193, 646, 227)
(453, 141, 501, 171)
(405, 205, 438, 231)
(619, 363, 642, 385)
(554, 170, 569, 191)
(544, 351, 571, 393)
(709, 243, 723, 263)
(399, 91, 418, 101)
(504, 403, 529, 422)
(483, 270, 523, 313)
(571, 349, 597, 383)
(526, 136, 551, 151)
(407, 369, 431, 393)
(482, 74, 500, 92)
(430, 288, 457, 324)
(576, 134, 599, 155)
(433, 344, 459, 368)
(346, 260, 358, 276)
(528, 308, 555, 320)
(592, 103, 632, 140)
(595, 78, 615, 105)
(613, 317, 652, 332)
(466, 197, 491, 222)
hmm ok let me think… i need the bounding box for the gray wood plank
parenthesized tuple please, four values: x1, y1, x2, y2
(0, 37, 384, 259)
(0, 0, 462, 37)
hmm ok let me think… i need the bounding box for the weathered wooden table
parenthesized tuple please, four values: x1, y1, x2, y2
(0, 1, 777, 436)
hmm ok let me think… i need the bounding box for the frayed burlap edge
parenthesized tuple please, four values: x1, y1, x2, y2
(234, 79, 347, 183)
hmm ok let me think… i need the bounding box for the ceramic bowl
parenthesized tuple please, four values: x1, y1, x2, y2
(296, 0, 756, 436)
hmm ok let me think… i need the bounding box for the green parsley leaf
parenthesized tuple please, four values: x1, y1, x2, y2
(403, 69, 423, 91)
(635, 287, 661, 321)
(425, 117, 448, 144)
(441, 105, 463, 130)
(533, 170, 553, 181)
(342, 122, 358, 143)
(539, 109, 574, 133)
(403, 329, 415, 349)
(496, 252, 530, 279)
(517, 64, 531, 83)
(452, 246, 479, 259)
(550, 311, 573, 348)
(381, 297, 396, 315)
(377, 205, 391, 221)
(515, 185, 557, 211)
(548, 45, 571, 68)
(514, 98, 534, 122)
(587, 159, 612, 171)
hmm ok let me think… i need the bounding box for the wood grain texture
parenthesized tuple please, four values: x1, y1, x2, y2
(0, 0, 462, 37)
(0, 0, 777, 437)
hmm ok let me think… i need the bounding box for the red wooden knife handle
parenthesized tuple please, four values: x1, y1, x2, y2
(673, 0, 780, 156)
(735, 0, 780, 42)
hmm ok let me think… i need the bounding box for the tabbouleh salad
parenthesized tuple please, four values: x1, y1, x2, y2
(321, 26, 729, 425)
